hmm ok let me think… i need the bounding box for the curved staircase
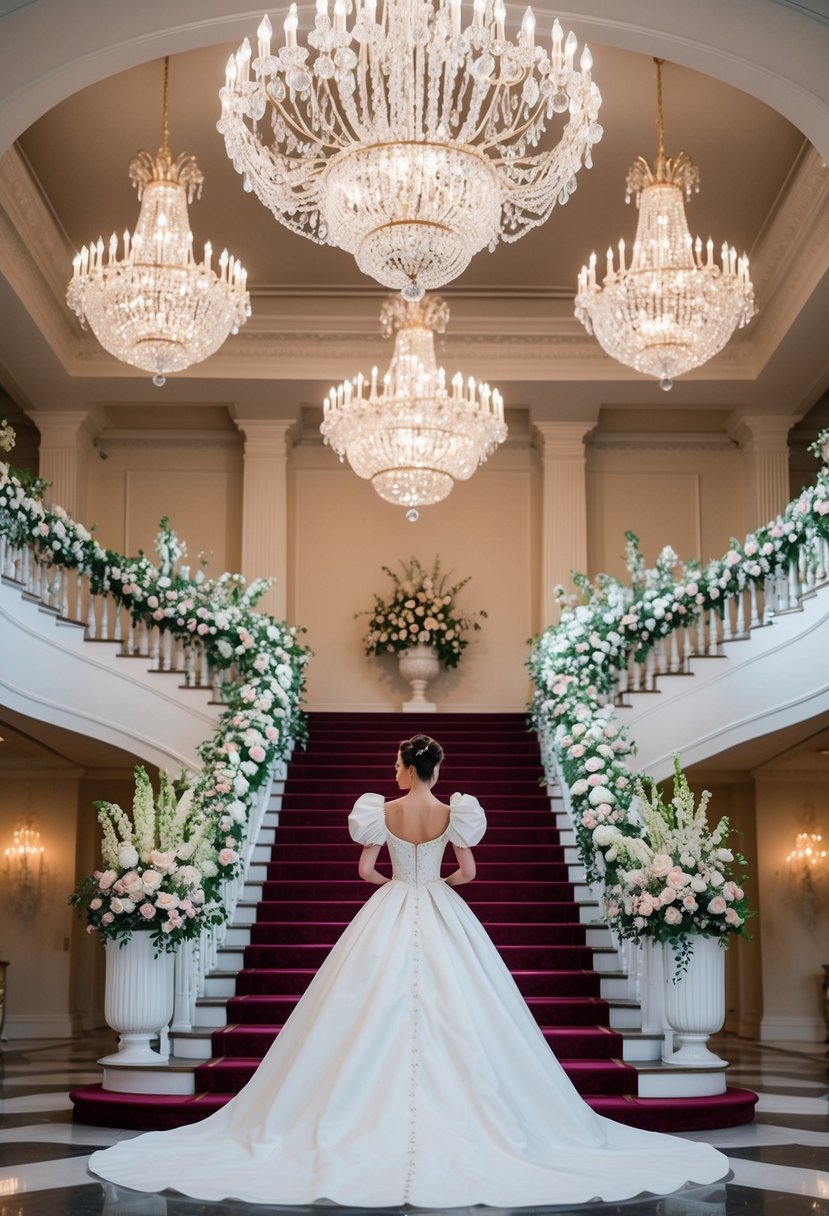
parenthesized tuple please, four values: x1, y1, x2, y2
(71, 713, 757, 1133)
(0, 543, 222, 772)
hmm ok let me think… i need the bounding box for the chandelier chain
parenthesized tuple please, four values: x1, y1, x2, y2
(161, 55, 171, 157)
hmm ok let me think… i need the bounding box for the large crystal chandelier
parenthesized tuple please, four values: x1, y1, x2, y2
(218, 1, 603, 300)
(68, 58, 250, 384)
(321, 294, 506, 519)
(575, 59, 755, 390)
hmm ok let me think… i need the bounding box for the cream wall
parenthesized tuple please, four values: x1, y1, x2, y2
(85, 437, 244, 577)
(291, 440, 539, 712)
(755, 775, 828, 1043)
(586, 440, 745, 580)
(0, 776, 79, 1037)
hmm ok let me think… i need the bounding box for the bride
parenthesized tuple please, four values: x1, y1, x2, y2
(89, 733, 729, 1207)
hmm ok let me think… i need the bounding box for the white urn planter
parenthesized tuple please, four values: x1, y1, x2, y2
(398, 644, 441, 713)
(99, 933, 175, 1065)
(663, 935, 727, 1068)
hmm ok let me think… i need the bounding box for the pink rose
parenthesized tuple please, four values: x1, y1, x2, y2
(265, 726, 279, 741)
(660, 887, 677, 904)
(569, 744, 586, 759)
(101, 912, 114, 925)
(667, 867, 690, 889)
(98, 869, 118, 891)
(139, 902, 156, 919)
(707, 896, 727, 915)
(89, 897, 103, 910)
(249, 745, 266, 762)
(725, 550, 741, 567)
(218, 847, 238, 866)
(155, 891, 179, 910)
(724, 907, 743, 926)
(148, 850, 176, 872)
(682, 895, 698, 911)
(664, 906, 683, 925)
(584, 757, 604, 773)
(142, 870, 163, 893)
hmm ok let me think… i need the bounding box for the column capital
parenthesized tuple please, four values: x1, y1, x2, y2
(727, 413, 793, 454)
(32, 408, 106, 451)
(533, 420, 595, 459)
(233, 417, 296, 457)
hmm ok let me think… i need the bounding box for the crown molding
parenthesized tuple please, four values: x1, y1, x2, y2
(0, 145, 81, 368)
(588, 431, 736, 452)
(748, 142, 829, 372)
(98, 429, 240, 451)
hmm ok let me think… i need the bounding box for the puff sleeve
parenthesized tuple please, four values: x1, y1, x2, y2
(347, 792, 387, 847)
(446, 793, 487, 848)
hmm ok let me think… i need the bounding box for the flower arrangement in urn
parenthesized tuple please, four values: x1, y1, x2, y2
(70, 766, 225, 952)
(591, 756, 753, 974)
(361, 556, 485, 669)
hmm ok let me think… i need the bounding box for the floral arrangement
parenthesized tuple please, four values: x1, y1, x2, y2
(528, 437, 829, 881)
(0, 419, 15, 453)
(594, 757, 753, 974)
(360, 556, 485, 669)
(70, 767, 226, 952)
(0, 459, 310, 901)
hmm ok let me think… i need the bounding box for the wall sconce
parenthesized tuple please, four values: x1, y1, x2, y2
(3, 813, 46, 920)
(786, 831, 827, 928)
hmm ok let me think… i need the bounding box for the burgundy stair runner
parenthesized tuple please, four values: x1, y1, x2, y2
(72, 712, 757, 1132)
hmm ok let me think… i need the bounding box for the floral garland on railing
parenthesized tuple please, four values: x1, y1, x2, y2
(527, 432, 829, 950)
(0, 460, 310, 922)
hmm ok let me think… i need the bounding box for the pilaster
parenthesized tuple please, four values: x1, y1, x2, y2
(33, 409, 104, 520)
(728, 414, 793, 532)
(235, 419, 294, 621)
(534, 421, 594, 628)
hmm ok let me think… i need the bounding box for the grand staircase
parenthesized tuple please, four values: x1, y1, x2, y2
(71, 712, 756, 1132)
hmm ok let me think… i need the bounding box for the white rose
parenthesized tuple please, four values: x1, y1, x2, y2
(648, 853, 673, 878)
(117, 843, 139, 869)
(690, 875, 708, 893)
(141, 869, 163, 892)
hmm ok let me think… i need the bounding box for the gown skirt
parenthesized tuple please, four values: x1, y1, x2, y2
(88, 794, 729, 1207)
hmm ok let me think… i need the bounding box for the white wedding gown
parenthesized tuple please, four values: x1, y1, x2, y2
(89, 793, 729, 1207)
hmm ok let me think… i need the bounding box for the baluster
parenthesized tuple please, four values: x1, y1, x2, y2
(762, 576, 775, 623)
(21, 545, 31, 590)
(735, 588, 746, 636)
(113, 599, 122, 642)
(31, 558, 42, 601)
(695, 611, 705, 656)
(789, 558, 799, 608)
(100, 590, 109, 638)
(126, 619, 136, 656)
(776, 571, 789, 613)
(171, 943, 194, 1035)
(722, 598, 733, 641)
(0, 535, 5, 576)
(60, 569, 69, 618)
(75, 568, 84, 623)
(149, 627, 160, 671)
(749, 582, 760, 629)
(86, 593, 97, 639)
(708, 607, 718, 653)
(819, 538, 829, 583)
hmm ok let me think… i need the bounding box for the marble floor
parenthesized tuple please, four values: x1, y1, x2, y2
(0, 1032, 826, 1215)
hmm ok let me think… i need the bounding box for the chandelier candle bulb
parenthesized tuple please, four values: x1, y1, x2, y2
(257, 15, 272, 58)
(284, 5, 298, 47)
(237, 39, 252, 83)
(521, 8, 535, 49)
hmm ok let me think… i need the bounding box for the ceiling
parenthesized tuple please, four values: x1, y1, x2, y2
(0, 28, 827, 426)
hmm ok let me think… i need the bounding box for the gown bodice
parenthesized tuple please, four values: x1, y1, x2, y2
(348, 791, 487, 887)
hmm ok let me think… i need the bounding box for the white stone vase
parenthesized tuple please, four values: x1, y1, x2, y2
(398, 643, 441, 713)
(663, 935, 727, 1068)
(99, 932, 175, 1065)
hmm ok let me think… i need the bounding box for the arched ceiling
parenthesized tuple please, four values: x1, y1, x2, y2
(0, 1, 828, 432)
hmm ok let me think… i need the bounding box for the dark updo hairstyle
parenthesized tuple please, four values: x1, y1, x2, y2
(399, 734, 444, 782)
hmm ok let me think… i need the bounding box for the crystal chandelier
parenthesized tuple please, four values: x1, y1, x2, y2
(575, 58, 755, 390)
(67, 58, 250, 384)
(320, 294, 506, 519)
(218, 1, 603, 300)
